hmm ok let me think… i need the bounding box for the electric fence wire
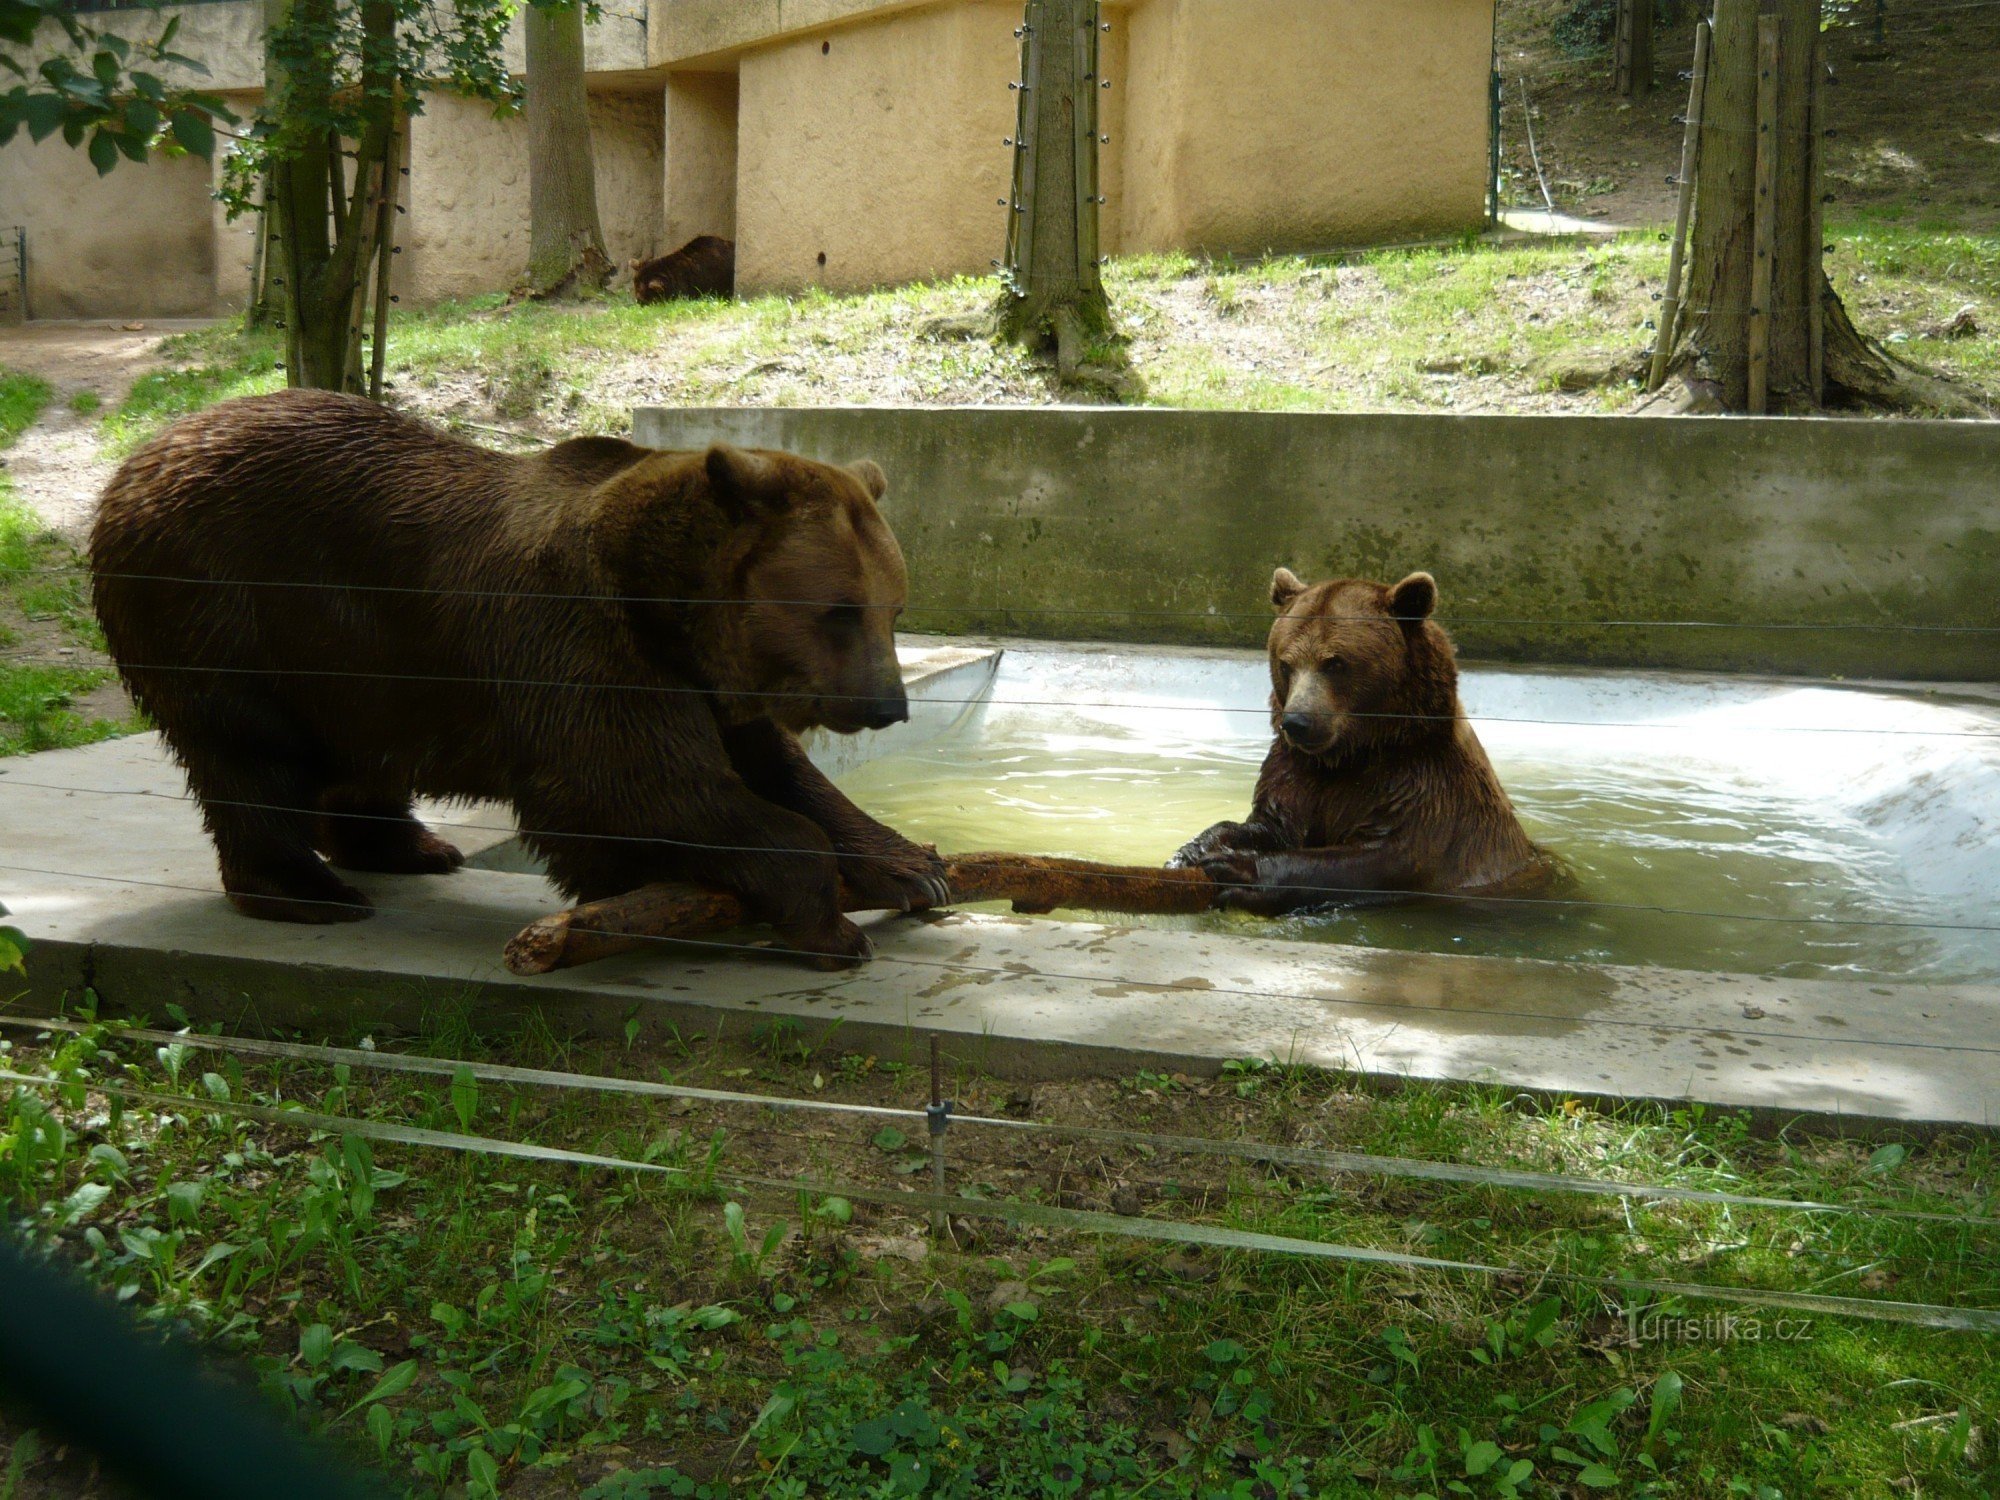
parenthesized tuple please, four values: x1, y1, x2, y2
(2, 780, 1998, 935)
(5, 1013, 1992, 1230)
(3, 1066, 1993, 1334)
(2, 660, 1994, 739)
(3, 860, 1997, 1055)
(14, 566, 1998, 634)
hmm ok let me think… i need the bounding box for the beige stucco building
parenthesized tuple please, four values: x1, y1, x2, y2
(0, 0, 1496, 319)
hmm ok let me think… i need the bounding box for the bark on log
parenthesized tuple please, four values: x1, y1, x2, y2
(503, 855, 1218, 976)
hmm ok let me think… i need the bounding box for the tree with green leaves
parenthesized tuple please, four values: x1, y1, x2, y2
(226, 0, 515, 391)
(0, 0, 231, 173)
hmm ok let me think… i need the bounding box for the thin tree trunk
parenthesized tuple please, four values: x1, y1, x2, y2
(998, 0, 1115, 378)
(1616, 0, 1656, 95)
(1661, 0, 1985, 414)
(267, 0, 396, 392)
(522, 0, 611, 299)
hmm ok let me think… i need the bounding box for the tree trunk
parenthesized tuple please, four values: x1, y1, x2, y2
(266, 0, 395, 392)
(1661, 0, 1985, 414)
(1616, 0, 1656, 96)
(522, 1, 611, 299)
(997, 0, 1115, 379)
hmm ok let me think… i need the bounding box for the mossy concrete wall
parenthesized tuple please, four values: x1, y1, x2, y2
(632, 406, 2000, 681)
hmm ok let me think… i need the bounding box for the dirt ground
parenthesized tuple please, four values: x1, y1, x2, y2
(1496, 1, 2000, 233)
(0, 319, 201, 540)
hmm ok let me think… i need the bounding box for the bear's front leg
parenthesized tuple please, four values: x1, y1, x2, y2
(1166, 819, 1286, 871)
(1204, 846, 1410, 916)
(721, 721, 949, 913)
(524, 773, 872, 971)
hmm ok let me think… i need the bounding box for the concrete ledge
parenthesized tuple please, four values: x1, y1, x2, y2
(4, 718, 1995, 1134)
(633, 406, 2000, 681)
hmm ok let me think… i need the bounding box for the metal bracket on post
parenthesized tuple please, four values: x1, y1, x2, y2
(1747, 13, 1779, 415)
(1003, 2, 1044, 298)
(1073, 0, 1103, 295)
(928, 1035, 953, 1239)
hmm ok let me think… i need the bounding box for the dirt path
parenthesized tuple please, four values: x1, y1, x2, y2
(0, 319, 212, 538)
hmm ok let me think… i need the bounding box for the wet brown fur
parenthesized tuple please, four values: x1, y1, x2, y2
(630, 235, 735, 305)
(1168, 568, 1564, 912)
(90, 389, 943, 965)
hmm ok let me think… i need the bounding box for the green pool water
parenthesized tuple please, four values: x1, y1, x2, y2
(836, 664, 2000, 985)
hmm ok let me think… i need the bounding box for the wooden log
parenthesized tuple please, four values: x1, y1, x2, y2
(503, 854, 1219, 976)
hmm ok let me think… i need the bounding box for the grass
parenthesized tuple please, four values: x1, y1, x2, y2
(0, 369, 141, 756)
(0, 1004, 1995, 1498)
(100, 224, 1999, 455)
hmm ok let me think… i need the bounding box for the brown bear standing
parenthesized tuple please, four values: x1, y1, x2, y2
(1169, 568, 1566, 913)
(631, 235, 735, 304)
(90, 389, 944, 967)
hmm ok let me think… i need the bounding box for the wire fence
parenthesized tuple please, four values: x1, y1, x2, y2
(1, 1024, 1994, 1333)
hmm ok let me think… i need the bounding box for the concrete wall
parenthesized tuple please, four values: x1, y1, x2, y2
(406, 87, 664, 302)
(1119, 0, 1494, 254)
(663, 72, 740, 250)
(732, 0, 1018, 293)
(0, 133, 217, 318)
(632, 406, 2000, 682)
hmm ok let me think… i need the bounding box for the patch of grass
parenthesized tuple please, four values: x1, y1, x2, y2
(0, 374, 136, 755)
(1, 1013, 1994, 1498)
(0, 369, 52, 446)
(67, 389, 101, 418)
(99, 324, 284, 457)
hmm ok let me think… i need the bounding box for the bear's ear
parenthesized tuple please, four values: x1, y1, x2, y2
(1388, 571, 1437, 624)
(847, 459, 888, 502)
(704, 444, 788, 519)
(1270, 567, 1307, 611)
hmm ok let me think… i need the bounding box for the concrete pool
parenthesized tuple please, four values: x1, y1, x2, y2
(6, 638, 1997, 1130)
(829, 644, 2000, 986)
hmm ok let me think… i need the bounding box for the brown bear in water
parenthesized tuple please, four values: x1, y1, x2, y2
(90, 389, 943, 967)
(1168, 568, 1565, 913)
(631, 235, 735, 304)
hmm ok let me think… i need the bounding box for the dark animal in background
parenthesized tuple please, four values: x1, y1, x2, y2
(1169, 568, 1566, 912)
(631, 235, 735, 304)
(90, 390, 943, 968)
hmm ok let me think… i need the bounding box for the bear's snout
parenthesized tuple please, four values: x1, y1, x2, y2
(858, 689, 910, 731)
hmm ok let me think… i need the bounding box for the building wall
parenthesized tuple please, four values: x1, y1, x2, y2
(0, 133, 217, 319)
(732, 0, 1018, 294)
(1119, 0, 1494, 255)
(663, 72, 740, 252)
(406, 87, 664, 303)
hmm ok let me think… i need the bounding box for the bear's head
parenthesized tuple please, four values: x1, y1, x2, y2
(593, 444, 911, 736)
(1264, 567, 1458, 759)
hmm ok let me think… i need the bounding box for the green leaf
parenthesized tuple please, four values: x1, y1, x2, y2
(121, 98, 158, 141)
(168, 108, 213, 160)
(1867, 1143, 1907, 1174)
(1464, 1440, 1503, 1476)
(0, 925, 28, 973)
(1645, 1370, 1684, 1449)
(450, 1065, 479, 1132)
(164, 1179, 204, 1224)
(58, 1180, 109, 1227)
(365, 1400, 394, 1455)
(465, 1446, 499, 1495)
(849, 1416, 896, 1457)
(1002, 1300, 1038, 1323)
(1577, 1464, 1620, 1488)
(871, 1126, 908, 1153)
(86, 127, 117, 176)
(299, 1323, 334, 1369)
